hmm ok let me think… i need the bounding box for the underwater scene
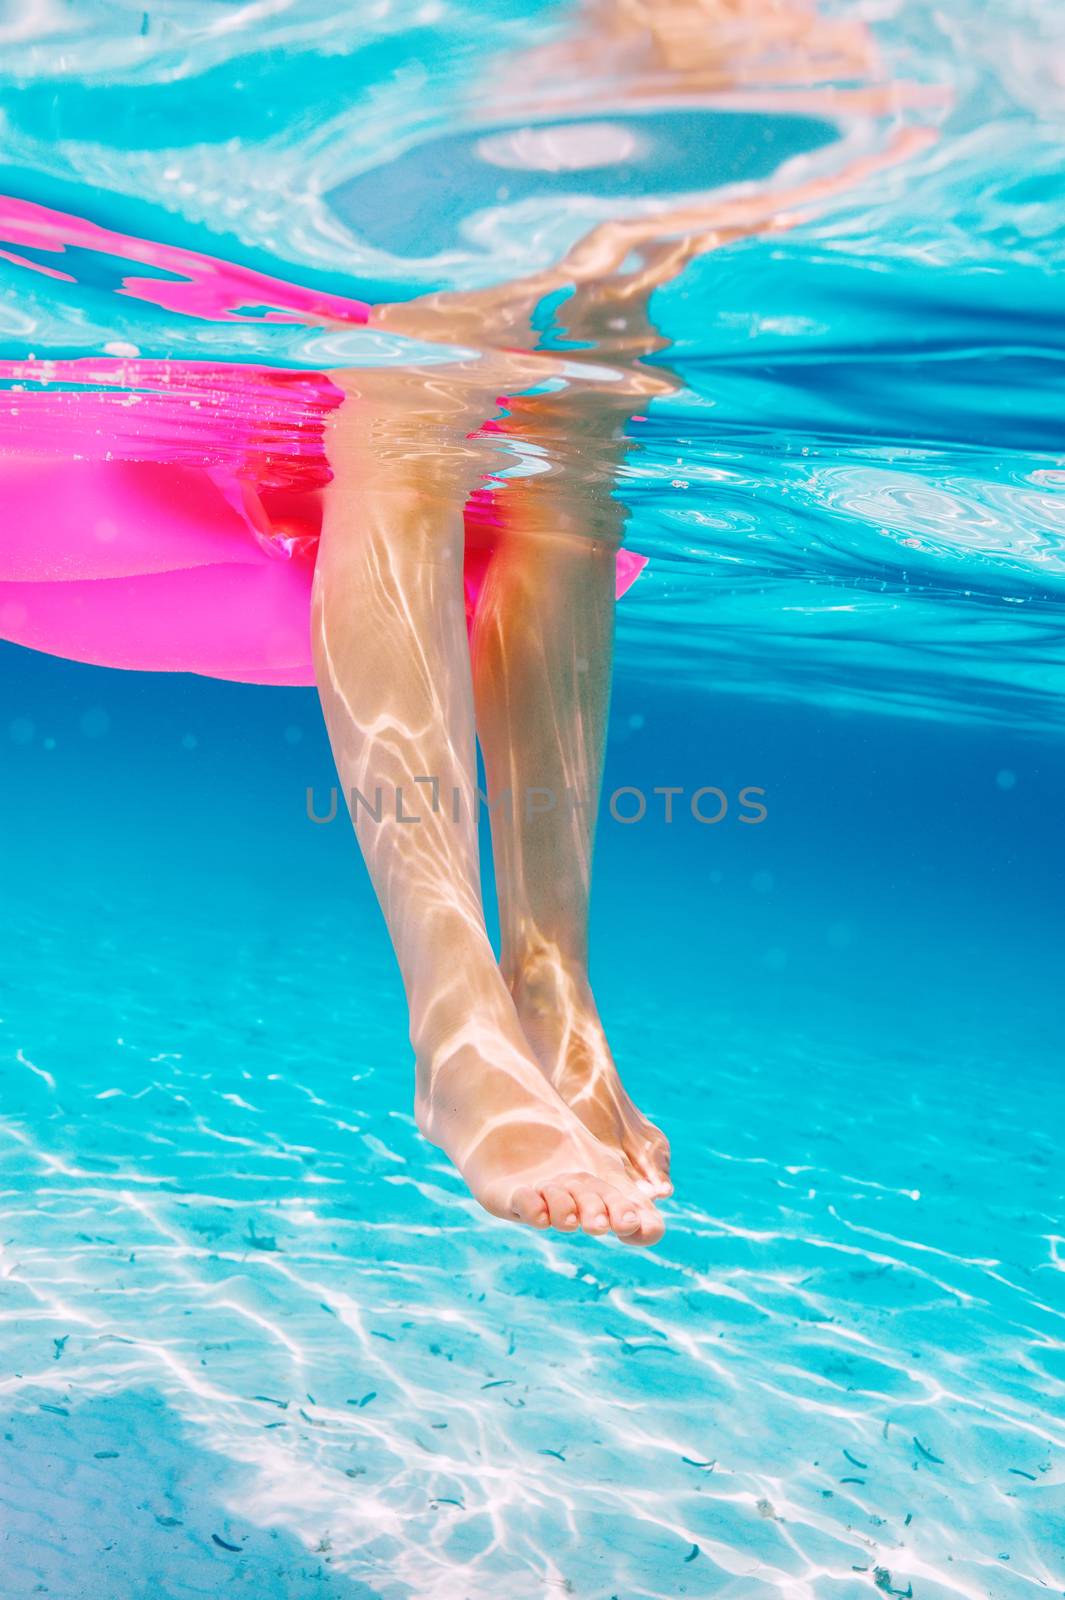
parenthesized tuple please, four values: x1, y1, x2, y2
(1, 1, 1063, 1596)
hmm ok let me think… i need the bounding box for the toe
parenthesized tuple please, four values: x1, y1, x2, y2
(542, 1184, 581, 1232)
(511, 1186, 549, 1229)
(574, 1187, 610, 1236)
(650, 1143, 673, 1197)
(626, 1131, 672, 1198)
(606, 1191, 664, 1247)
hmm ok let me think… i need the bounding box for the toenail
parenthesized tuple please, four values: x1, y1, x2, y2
(621, 1210, 638, 1228)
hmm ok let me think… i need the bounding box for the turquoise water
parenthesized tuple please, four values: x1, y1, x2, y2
(2, 2, 1064, 1596)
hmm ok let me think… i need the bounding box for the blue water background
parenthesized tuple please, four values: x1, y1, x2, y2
(2, 643, 1062, 1596)
(2, 0, 1064, 1594)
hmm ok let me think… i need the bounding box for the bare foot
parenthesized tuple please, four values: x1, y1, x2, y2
(509, 952, 673, 1199)
(413, 986, 664, 1246)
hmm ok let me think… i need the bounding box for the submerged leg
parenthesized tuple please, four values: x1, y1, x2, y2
(312, 378, 663, 1245)
(470, 394, 672, 1197)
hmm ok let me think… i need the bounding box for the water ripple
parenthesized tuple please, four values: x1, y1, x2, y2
(0, 888, 1061, 1597)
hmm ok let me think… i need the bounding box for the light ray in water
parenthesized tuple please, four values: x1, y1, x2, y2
(1, 0, 1063, 1594)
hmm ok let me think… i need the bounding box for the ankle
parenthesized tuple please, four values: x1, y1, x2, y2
(409, 949, 522, 1064)
(504, 944, 594, 1016)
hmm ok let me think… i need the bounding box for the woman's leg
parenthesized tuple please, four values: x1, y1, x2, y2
(470, 393, 672, 1197)
(312, 377, 663, 1245)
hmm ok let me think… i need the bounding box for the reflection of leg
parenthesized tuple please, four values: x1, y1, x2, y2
(490, 0, 878, 116)
(471, 466, 671, 1197)
(312, 388, 663, 1244)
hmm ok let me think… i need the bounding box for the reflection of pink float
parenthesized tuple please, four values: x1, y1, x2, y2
(0, 197, 646, 685)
